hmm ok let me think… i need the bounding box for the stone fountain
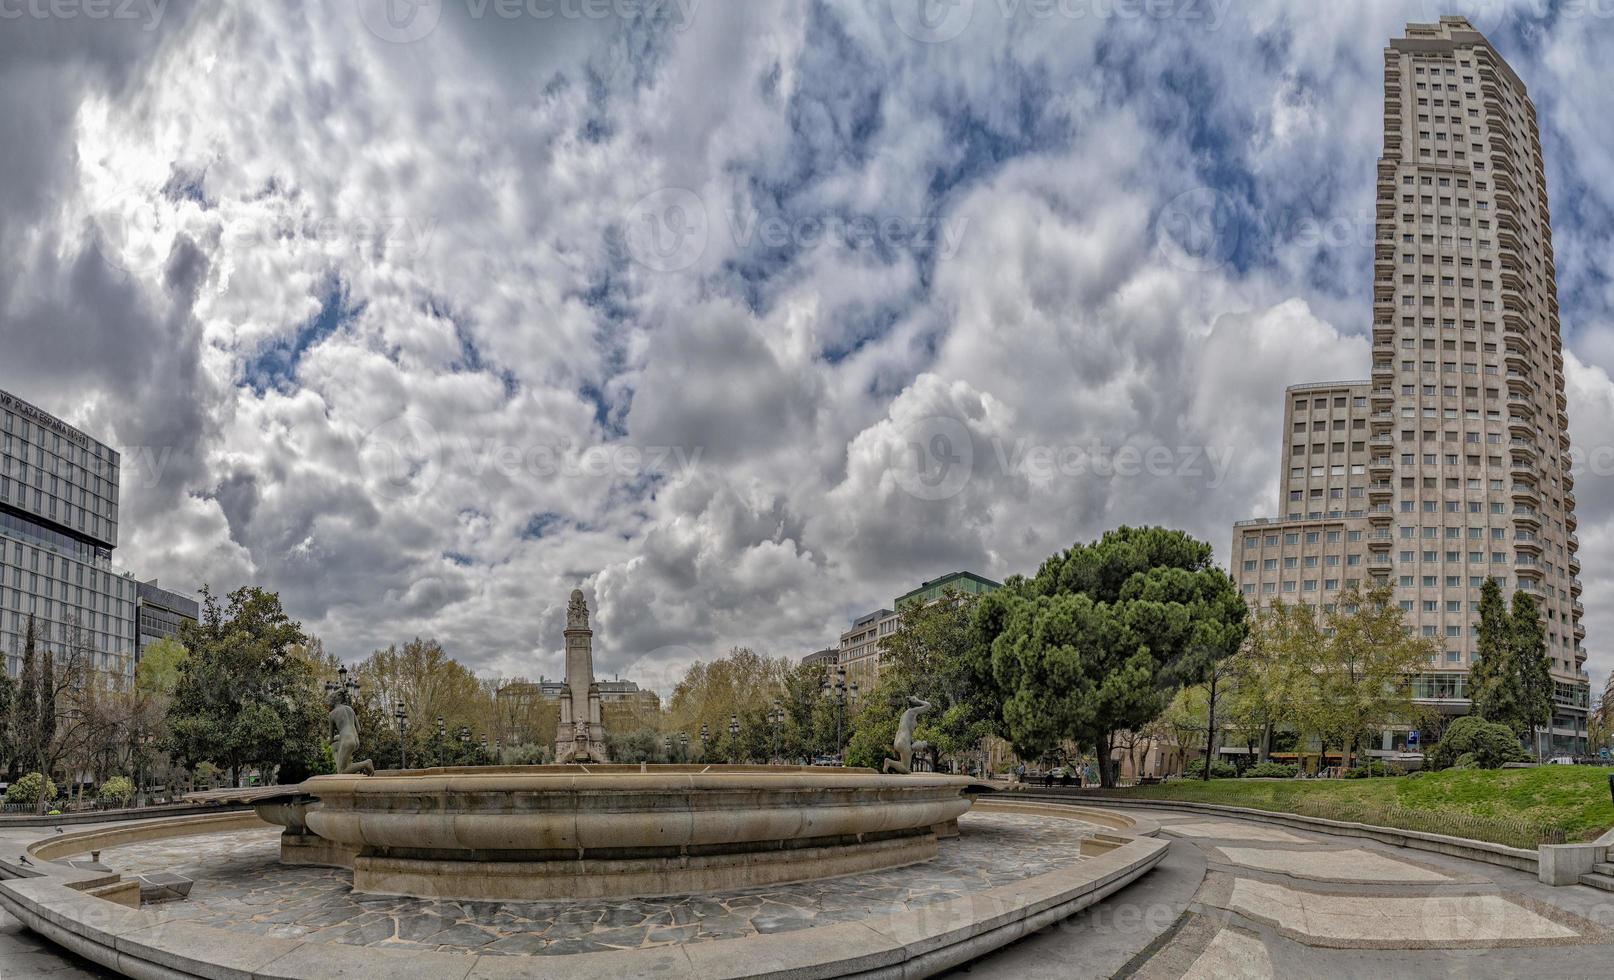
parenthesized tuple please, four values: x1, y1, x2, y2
(191, 588, 977, 902)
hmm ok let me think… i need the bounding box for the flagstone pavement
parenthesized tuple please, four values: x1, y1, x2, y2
(10, 804, 1614, 978)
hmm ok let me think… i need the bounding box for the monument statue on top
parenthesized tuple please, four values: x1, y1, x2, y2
(882, 697, 933, 775)
(554, 588, 609, 764)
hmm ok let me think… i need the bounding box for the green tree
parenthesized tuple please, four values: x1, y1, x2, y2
(973, 526, 1247, 787)
(1469, 578, 1523, 728)
(868, 588, 1001, 766)
(0, 662, 13, 778)
(1284, 587, 1436, 771)
(1511, 591, 1553, 762)
(16, 618, 39, 777)
(165, 587, 325, 786)
(135, 638, 189, 696)
(1226, 604, 1308, 763)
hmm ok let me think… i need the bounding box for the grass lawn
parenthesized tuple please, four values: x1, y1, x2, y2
(1096, 766, 1614, 844)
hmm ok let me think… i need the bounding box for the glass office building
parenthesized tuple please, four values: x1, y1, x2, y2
(0, 388, 136, 684)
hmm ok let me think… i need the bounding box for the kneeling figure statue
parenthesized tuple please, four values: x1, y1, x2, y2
(883, 696, 933, 775)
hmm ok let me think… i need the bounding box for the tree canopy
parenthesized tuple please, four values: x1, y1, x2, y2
(166, 587, 325, 786)
(972, 526, 1247, 786)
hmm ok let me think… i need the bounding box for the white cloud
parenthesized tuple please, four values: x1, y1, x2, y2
(4, 2, 1613, 693)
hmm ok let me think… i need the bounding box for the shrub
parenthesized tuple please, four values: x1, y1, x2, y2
(1183, 759, 1237, 779)
(1426, 716, 1528, 770)
(1341, 760, 1401, 778)
(1243, 761, 1299, 778)
(4, 772, 57, 805)
(98, 776, 135, 807)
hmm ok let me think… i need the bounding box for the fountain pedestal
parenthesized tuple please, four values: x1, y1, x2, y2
(300, 764, 976, 901)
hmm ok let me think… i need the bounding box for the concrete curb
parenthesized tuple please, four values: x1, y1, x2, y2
(0, 802, 250, 829)
(1012, 793, 1541, 874)
(0, 802, 1168, 979)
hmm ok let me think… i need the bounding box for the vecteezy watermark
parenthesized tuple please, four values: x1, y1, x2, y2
(351, 416, 705, 500)
(0, 0, 167, 30)
(89, 183, 437, 279)
(892, 415, 975, 501)
(889, 418, 1236, 501)
(357, 0, 700, 43)
(360, 415, 446, 502)
(888, 0, 1231, 43)
(622, 187, 709, 273)
(223, 213, 437, 262)
(621, 189, 971, 273)
(1153, 187, 1242, 273)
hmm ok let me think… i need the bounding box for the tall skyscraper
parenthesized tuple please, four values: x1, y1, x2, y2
(1231, 19, 1588, 754)
(0, 387, 137, 685)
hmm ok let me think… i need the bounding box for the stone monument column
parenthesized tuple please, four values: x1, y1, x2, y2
(554, 589, 609, 763)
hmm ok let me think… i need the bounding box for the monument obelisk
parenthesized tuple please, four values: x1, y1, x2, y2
(554, 589, 609, 763)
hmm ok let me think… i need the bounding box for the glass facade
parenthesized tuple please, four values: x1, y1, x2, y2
(0, 390, 135, 683)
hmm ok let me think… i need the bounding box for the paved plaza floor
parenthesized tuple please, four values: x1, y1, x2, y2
(957, 805, 1614, 979)
(10, 804, 1614, 977)
(82, 810, 1102, 955)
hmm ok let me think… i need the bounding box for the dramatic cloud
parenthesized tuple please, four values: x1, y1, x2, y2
(4, 0, 1614, 690)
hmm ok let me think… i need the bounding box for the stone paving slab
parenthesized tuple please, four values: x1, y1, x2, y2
(89, 810, 1101, 956)
(1208, 845, 1455, 883)
(1165, 820, 1312, 844)
(1220, 875, 1594, 949)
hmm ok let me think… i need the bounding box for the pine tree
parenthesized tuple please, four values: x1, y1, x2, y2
(1468, 578, 1520, 727)
(1510, 591, 1553, 762)
(17, 617, 39, 775)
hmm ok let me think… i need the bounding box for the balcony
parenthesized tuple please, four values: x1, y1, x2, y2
(1368, 457, 1394, 476)
(1571, 579, 1583, 597)
(1510, 483, 1539, 504)
(1513, 537, 1542, 555)
(1368, 481, 1394, 500)
(1367, 555, 1394, 571)
(1513, 508, 1541, 529)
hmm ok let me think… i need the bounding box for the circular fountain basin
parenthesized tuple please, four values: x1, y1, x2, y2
(298, 764, 975, 901)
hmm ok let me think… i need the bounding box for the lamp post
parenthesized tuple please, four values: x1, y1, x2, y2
(664, 734, 673, 761)
(728, 713, 740, 763)
(394, 704, 409, 770)
(324, 664, 360, 704)
(823, 666, 850, 762)
(700, 723, 709, 760)
(768, 704, 784, 764)
(679, 731, 689, 762)
(135, 730, 153, 808)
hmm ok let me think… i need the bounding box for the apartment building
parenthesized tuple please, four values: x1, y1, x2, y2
(1231, 18, 1589, 753)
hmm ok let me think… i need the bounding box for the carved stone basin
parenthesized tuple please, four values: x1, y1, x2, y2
(297, 764, 975, 901)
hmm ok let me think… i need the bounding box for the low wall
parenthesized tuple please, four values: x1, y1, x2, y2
(1015, 792, 1540, 874)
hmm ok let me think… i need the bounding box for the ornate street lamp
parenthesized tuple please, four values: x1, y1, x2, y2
(768, 703, 784, 764)
(700, 724, 709, 756)
(823, 666, 849, 761)
(325, 664, 360, 704)
(679, 731, 690, 761)
(728, 713, 740, 763)
(394, 704, 409, 770)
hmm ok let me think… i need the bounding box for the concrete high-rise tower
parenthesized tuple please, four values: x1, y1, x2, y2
(1230, 18, 1588, 754)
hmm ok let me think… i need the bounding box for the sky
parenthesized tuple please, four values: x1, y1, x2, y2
(3, 0, 1614, 694)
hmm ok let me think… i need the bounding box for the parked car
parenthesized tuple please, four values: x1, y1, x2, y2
(1548, 756, 1576, 765)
